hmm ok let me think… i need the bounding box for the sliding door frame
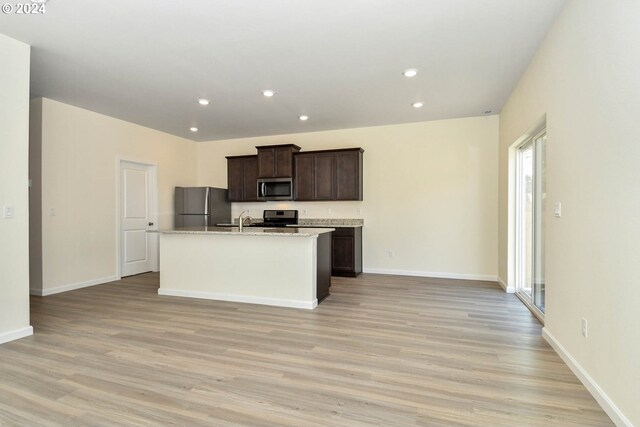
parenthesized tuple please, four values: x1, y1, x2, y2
(513, 127, 546, 322)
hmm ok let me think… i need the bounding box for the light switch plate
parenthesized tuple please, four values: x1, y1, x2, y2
(554, 202, 562, 218)
(4, 205, 14, 219)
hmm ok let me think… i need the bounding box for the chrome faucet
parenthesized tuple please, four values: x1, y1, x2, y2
(237, 211, 248, 231)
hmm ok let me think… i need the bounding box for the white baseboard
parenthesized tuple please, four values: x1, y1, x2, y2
(0, 326, 33, 345)
(30, 275, 119, 296)
(158, 288, 318, 310)
(362, 268, 497, 282)
(497, 276, 516, 293)
(542, 328, 632, 427)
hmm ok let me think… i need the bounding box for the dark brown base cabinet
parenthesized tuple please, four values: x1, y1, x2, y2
(316, 232, 332, 301)
(331, 227, 363, 277)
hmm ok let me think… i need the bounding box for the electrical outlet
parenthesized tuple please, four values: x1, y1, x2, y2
(49, 208, 56, 217)
(388, 250, 394, 258)
(581, 318, 588, 338)
(3, 205, 14, 219)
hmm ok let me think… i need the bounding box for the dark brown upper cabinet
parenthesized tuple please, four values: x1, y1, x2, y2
(313, 152, 336, 200)
(257, 144, 301, 178)
(293, 148, 363, 201)
(335, 149, 363, 200)
(226, 155, 258, 202)
(293, 152, 314, 200)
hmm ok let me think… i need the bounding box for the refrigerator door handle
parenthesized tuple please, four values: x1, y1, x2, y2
(175, 187, 230, 228)
(204, 187, 210, 215)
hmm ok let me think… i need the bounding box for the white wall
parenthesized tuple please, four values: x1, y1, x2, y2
(0, 34, 32, 344)
(198, 116, 499, 280)
(32, 98, 198, 294)
(499, 1, 640, 425)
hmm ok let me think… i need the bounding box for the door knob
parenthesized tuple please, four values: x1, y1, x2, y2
(148, 222, 154, 226)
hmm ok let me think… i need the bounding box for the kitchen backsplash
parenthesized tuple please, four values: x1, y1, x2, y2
(230, 201, 364, 220)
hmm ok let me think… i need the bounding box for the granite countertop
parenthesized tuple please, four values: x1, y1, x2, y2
(292, 218, 364, 228)
(218, 218, 363, 228)
(159, 226, 334, 237)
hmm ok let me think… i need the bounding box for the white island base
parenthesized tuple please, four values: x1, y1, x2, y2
(158, 227, 333, 309)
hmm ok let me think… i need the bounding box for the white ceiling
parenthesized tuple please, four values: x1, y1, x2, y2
(0, 0, 565, 141)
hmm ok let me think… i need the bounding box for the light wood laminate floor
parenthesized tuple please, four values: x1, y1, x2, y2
(0, 273, 612, 426)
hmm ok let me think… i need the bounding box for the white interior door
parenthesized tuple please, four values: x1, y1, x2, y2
(121, 161, 155, 277)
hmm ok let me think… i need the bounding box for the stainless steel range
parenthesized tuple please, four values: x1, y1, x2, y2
(250, 209, 298, 227)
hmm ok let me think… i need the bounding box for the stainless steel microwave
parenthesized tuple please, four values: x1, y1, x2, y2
(257, 178, 294, 201)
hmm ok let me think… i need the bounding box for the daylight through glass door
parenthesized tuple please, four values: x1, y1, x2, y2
(515, 131, 546, 315)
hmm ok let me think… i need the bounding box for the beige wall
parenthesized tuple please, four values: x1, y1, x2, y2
(0, 34, 32, 343)
(198, 116, 499, 280)
(29, 99, 43, 292)
(499, 1, 640, 425)
(32, 98, 198, 293)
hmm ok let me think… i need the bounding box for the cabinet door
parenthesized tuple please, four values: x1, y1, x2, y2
(314, 152, 335, 200)
(335, 150, 362, 200)
(294, 153, 314, 200)
(227, 158, 244, 202)
(274, 147, 293, 177)
(332, 234, 355, 274)
(243, 156, 258, 201)
(257, 148, 275, 178)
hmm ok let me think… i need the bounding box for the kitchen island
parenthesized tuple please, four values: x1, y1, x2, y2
(157, 226, 333, 309)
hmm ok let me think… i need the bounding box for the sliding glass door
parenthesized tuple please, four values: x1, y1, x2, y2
(515, 131, 546, 314)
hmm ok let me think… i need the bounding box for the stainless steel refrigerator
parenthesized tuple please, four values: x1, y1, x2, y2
(174, 187, 231, 228)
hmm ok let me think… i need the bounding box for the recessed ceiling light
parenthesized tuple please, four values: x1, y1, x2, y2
(198, 99, 210, 106)
(262, 90, 275, 97)
(412, 102, 424, 108)
(403, 69, 418, 77)
(299, 115, 309, 121)
(190, 127, 198, 132)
